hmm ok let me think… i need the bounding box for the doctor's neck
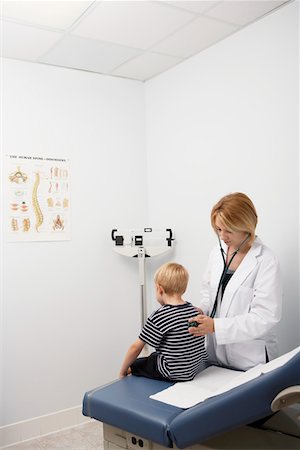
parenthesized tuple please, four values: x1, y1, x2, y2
(227, 238, 252, 255)
(227, 243, 251, 255)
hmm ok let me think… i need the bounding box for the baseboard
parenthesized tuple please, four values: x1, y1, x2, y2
(0, 405, 92, 448)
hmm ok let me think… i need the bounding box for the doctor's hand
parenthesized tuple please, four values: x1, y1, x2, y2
(188, 315, 214, 336)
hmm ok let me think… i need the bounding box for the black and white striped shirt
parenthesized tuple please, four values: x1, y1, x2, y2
(139, 302, 207, 381)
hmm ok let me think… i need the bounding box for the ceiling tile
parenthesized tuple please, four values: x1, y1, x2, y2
(206, 0, 288, 26)
(71, 0, 196, 50)
(0, 1, 94, 30)
(163, 1, 222, 15)
(0, 0, 292, 82)
(0, 20, 63, 61)
(151, 16, 237, 58)
(39, 35, 142, 74)
(112, 52, 182, 81)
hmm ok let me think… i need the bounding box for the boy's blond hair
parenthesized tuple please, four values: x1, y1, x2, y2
(154, 262, 189, 296)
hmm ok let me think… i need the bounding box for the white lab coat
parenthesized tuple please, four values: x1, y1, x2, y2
(199, 237, 282, 371)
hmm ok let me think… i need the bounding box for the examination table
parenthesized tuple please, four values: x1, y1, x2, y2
(82, 349, 300, 449)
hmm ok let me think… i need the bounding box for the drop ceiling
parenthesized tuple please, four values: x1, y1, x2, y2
(0, 0, 291, 82)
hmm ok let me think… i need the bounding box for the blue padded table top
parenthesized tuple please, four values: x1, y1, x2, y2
(82, 351, 300, 449)
(82, 375, 183, 447)
(170, 351, 300, 448)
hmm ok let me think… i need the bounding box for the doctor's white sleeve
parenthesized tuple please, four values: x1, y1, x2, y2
(214, 255, 282, 345)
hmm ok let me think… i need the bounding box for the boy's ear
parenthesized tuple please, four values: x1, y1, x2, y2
(156, 284, 164, 295)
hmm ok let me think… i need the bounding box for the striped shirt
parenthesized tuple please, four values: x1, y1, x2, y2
(139, 302, 207, 381)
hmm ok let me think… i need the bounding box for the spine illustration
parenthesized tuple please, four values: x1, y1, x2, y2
(32, 172, 43, 232)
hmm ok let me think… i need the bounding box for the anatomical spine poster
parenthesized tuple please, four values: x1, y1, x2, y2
(5, 155, 71, 241)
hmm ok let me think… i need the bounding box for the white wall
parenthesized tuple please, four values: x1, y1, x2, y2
(145, 2, 299, 354)
(1, 59, 147, 426)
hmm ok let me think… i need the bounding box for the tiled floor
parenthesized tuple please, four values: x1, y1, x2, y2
(3, 421, 104, 450)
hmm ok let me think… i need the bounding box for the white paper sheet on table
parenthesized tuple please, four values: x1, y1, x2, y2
(150, 346, 300, 409)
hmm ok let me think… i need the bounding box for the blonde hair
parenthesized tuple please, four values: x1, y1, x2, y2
(211, 192, 258, 243)
(154, 262, 189, 296)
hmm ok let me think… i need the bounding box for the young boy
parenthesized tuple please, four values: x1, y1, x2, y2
(119, 262, 207, 381)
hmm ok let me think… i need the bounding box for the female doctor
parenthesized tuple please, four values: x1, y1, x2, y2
(189, 192, 282, 371)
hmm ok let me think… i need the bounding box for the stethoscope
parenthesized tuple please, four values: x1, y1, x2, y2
(210, 233, 251, 318)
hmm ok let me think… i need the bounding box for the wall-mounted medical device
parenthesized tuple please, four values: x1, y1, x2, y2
(111, 228, 174, 327)
(111, 228, 174, 255)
